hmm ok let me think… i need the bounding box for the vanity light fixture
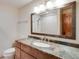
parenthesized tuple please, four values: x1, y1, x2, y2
(33, 1, 55, 14)
(46, 1, 55, 10)
(33, 6, 41, 14)
(33, 0, 67, 14)
(33, 4, 46, 14)
(39, 4, 46, 12)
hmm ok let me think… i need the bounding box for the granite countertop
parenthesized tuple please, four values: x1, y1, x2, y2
(17, 38, 79, 59)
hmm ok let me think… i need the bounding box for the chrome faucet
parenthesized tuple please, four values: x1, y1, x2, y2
(41, 36, 47, 42)
(43, 36, 47, 41)
(41, 36, 50, 44)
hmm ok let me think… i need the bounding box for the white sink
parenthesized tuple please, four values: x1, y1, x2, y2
(33, 42, 51, 48)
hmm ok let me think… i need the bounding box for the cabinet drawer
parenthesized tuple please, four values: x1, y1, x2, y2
(21, 44, 61, 59)
(21, 44, 31, 53)
(15, 41, 21, 48)
(21, 51, 36, 59)
(31, 48, 61, 59)
(21, 44, 41, 58)
(15, 47, 20, 59)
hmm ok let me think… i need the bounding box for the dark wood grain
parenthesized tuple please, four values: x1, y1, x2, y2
(20, 42, 61, 59)
(15, 40, 61, 59)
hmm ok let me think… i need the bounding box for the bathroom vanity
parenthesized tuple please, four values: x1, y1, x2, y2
(14, 37, 79, 59)
(14, 39, 61, 59)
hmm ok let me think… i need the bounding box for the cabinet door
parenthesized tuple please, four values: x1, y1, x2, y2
(21, 51, 36, 59)
(15, 47, 20, 59)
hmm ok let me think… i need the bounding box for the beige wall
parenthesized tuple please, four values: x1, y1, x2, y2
(0, 5, 18, 56)
(18, 0, 79, 44)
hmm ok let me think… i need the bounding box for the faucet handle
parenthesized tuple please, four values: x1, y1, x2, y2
(44, 36, 48, 42)
(40, 37, 44, 42)
(41, 36, 49, 43)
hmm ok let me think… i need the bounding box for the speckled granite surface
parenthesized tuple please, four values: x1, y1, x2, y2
(17, 38, 79, 59)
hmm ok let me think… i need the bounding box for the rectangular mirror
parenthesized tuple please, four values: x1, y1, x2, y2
(31, 1, 76, 39)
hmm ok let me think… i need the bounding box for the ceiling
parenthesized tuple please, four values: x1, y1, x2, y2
(0, 0, 33, 8)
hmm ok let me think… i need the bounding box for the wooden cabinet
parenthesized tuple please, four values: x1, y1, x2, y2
(21, 51, 36, 59)
(15, 47, 20, 59)
(15, 41, 21, 59)
(15, 41, 61, 59)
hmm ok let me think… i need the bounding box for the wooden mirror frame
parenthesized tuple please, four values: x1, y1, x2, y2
(31, 1, 76, 40)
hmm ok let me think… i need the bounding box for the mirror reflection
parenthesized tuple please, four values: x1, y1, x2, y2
(32, 9, 60, 35)
(31, 1, 76, 39)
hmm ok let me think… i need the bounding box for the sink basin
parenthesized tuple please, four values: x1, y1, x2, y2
(33, 42, 51, 48)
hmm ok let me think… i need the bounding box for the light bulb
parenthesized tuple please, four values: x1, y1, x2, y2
(33, 7, 41, 14)
(46, 1, 55, 10)
(39, 4, 46, 12)
(33, 4, 46, 14)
